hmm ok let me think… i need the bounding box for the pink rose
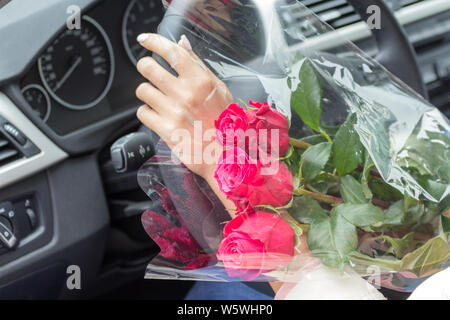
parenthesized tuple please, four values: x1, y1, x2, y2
(215, 102, 290, 157)
(215, 103, 249, 146)
(214, 147, 293, 209)
(217, 211, 295, 280)
(248, 100, 290, 157)
(213, 147, 262, 198)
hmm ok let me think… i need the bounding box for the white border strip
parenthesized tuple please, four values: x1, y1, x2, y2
(292, 0, 450, 52)
(0, 92, 67, 189)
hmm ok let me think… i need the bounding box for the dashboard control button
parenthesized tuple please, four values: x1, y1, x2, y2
(0, 217, 17, 249)
(25, 208, 38, 230)
(0, 201, 14, 218)
(24, 199, 32, 208)
(3, 123, 27, 145)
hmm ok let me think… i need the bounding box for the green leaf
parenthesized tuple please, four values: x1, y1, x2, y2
(403, 202, 426, 227)
(302, 134, 328, 145)
(381, 233, 419, 259)
(439, 194, 450, 213)
(289, 196, 328, 225)
(395, 125, 450, 201)
(349, 251, 401, 273)
(307, 208, 358, 269)
(334, 203, 385, 227)
(291, 59, 322, 132)
(442, 214, 450, 234)
(376, 198, 439, 231)
(332, 113, 364, 176)
(400, 236, 450, 277)
(416, 175, 448, 204)
(310, 173, 340, 194)
(369, 178, 403, 202)
(350, 236, 450, 277)
(350, 236, 450, 276)
(383, 200, 404, 226)
(319, 123, 340, 137)
(300, 142, 332, 181)
(361, 152, 374, 200)
(404, 195, 419, 211)
(340, 175, 368, 204)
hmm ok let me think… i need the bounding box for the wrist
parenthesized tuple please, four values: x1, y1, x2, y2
(198, 140, 222, 180)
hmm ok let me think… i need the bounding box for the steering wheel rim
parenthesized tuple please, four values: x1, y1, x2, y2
(347, 0, 427, 99)
(155, 0, 427, 100)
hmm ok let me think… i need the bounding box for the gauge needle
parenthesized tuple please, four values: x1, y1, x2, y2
(54, 56, 82, 92)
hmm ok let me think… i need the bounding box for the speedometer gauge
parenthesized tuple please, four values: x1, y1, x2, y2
(122, 0, 163, 65)
(38, 16, 115, 110)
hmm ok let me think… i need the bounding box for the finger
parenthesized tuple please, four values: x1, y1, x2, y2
(177, 34, 210, 72)
(178, 34, 192, 51)
(136, 104, 160, 132)
(137, 56, 178, 95)
(135, 82, 170, 113)
(137, 33, 199, 76)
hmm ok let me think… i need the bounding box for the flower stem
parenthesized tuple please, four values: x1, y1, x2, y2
(324, 171, 338, 180)
(290, 138, 312, 150)
(304, 183, 321, 194)
(279, 145, 294, 160)
(319, 129, 332, 143)
(294, 188, 343, 205)
(294, 187, 391, 209)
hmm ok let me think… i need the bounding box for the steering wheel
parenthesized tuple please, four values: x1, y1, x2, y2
(155, 0, 427, 100)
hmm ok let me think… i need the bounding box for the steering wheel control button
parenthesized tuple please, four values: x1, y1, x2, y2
(111, 148, 125, 171)
(3, 123, 27, 145)
(0, 217, 17, 249)
(110, 132, 155, 173)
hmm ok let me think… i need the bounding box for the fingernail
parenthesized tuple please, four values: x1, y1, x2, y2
(137, 33, 149, 43)
(180, 34, 192, 51)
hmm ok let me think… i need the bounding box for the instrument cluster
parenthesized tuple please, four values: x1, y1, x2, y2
(20, 0, 163, 135)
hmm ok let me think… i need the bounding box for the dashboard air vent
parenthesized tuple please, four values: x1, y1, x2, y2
(296, 0, 427, 30)
(0, 132, 21, 167)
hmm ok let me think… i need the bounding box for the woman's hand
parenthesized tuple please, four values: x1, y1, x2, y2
(135, 33, 234, 178)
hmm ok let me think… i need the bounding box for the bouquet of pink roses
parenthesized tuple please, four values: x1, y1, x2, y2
(214, 101, 295, 280)
(137, 0, 449, 292)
